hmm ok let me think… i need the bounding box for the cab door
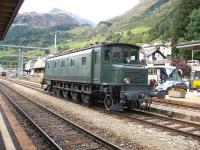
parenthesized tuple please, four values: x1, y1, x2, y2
(93, 48, 100, 84)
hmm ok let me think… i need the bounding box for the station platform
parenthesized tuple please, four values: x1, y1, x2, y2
(0, 94, 36, 150)
(165, 91, 200, 105)
(151, 91, 200, 123)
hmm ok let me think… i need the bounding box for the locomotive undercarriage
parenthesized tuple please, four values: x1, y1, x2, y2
(46, 80, 152, 111)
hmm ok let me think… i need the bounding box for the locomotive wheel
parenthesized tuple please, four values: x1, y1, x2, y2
(55, 88, 63, 97)
(104, 94, 114, 111)
(71, 92, 81, 103)
(62, 90, 68, 98)
(81, 94, 93, 105)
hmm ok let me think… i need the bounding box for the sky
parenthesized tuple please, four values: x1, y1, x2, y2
(19, 0, 140, 23)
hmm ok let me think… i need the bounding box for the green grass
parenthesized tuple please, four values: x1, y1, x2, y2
(130, 26, 151, 34)
(68, 26, 92, 35)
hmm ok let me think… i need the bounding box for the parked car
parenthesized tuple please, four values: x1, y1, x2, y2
(146, 65, 187, 93)
(187, 60, 199, 66)
(190, 70, 200, 91)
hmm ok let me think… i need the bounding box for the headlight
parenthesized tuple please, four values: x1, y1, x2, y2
(124, 78, 130, 84)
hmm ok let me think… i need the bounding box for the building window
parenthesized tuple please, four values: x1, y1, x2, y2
(54, 62, 56, 67)
(82, 57, 87, 66)
(104, 49, 110, 61)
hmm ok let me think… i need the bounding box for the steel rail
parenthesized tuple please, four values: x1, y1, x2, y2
(118, 109, 200, 140)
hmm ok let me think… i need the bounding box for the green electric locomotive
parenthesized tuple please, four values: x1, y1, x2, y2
(45, 43, 152, 111)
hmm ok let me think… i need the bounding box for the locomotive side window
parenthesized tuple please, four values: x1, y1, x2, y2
(70, 59, 74, 66)
(81, 57, 87, 66)
(113, 47, 121, 59)
(61, 60, 65, 67)
(104, 49, 110, 61)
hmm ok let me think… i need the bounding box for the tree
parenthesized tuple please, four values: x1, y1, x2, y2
(172, 0, 200, 40)
(171, 56, 191, 77)
(185, 9, 200, 41)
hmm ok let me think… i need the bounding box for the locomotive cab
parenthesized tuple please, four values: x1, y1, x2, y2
(93, 44, 152, 110)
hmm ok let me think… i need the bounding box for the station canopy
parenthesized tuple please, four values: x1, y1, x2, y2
(176, 40, 200, 50)
(0, 0, 24, 40)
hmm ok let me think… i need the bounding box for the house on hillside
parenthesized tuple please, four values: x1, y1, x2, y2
(24, 60, 37, 74)
(140, 42, 172, 65)
(31, 57, 46, 77)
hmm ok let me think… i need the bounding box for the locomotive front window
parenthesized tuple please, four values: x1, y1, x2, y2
(113, 47, 121, 59)
(124, 49, 138, 63)
(130, 49, 138, 61)
(104, 49, 110, 62)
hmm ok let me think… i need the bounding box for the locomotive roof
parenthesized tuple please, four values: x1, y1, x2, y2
(47, 43, 140, 59)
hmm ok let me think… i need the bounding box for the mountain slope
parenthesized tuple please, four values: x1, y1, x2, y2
(110, 0, 176, 31)
(14, 8, 93, 27)
(97, 0, 178, 44)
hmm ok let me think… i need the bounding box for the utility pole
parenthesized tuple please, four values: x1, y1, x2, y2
(55, 32, 57, 53)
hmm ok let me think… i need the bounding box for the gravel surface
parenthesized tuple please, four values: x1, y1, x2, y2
(2, 79, 200, 150)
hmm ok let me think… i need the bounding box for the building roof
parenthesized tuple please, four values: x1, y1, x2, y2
(176, 40, 200, 50)
(0, 0, 24, 40)
(32, 58, 46, 69)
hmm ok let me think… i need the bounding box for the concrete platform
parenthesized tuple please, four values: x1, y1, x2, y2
(0, 94, 36, 150)
(149, 103, 200, 123)
(149, 91, 200, 122)
(165, 91, 200, 105)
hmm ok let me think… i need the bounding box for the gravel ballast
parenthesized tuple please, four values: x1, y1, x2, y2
(2, 79, 200, 150)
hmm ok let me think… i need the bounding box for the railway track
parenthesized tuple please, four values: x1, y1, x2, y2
(112, 109, 200, 141)
(3, 78, 44, 92)
(3, 78, 200, 140)
(0, 82, 122, 150)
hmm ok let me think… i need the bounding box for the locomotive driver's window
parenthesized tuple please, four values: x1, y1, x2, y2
(124, 50, 130, 63)
(104, 49, 110, 62)
(130, 49, 137, 61)
(113, 47, 121, 59)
